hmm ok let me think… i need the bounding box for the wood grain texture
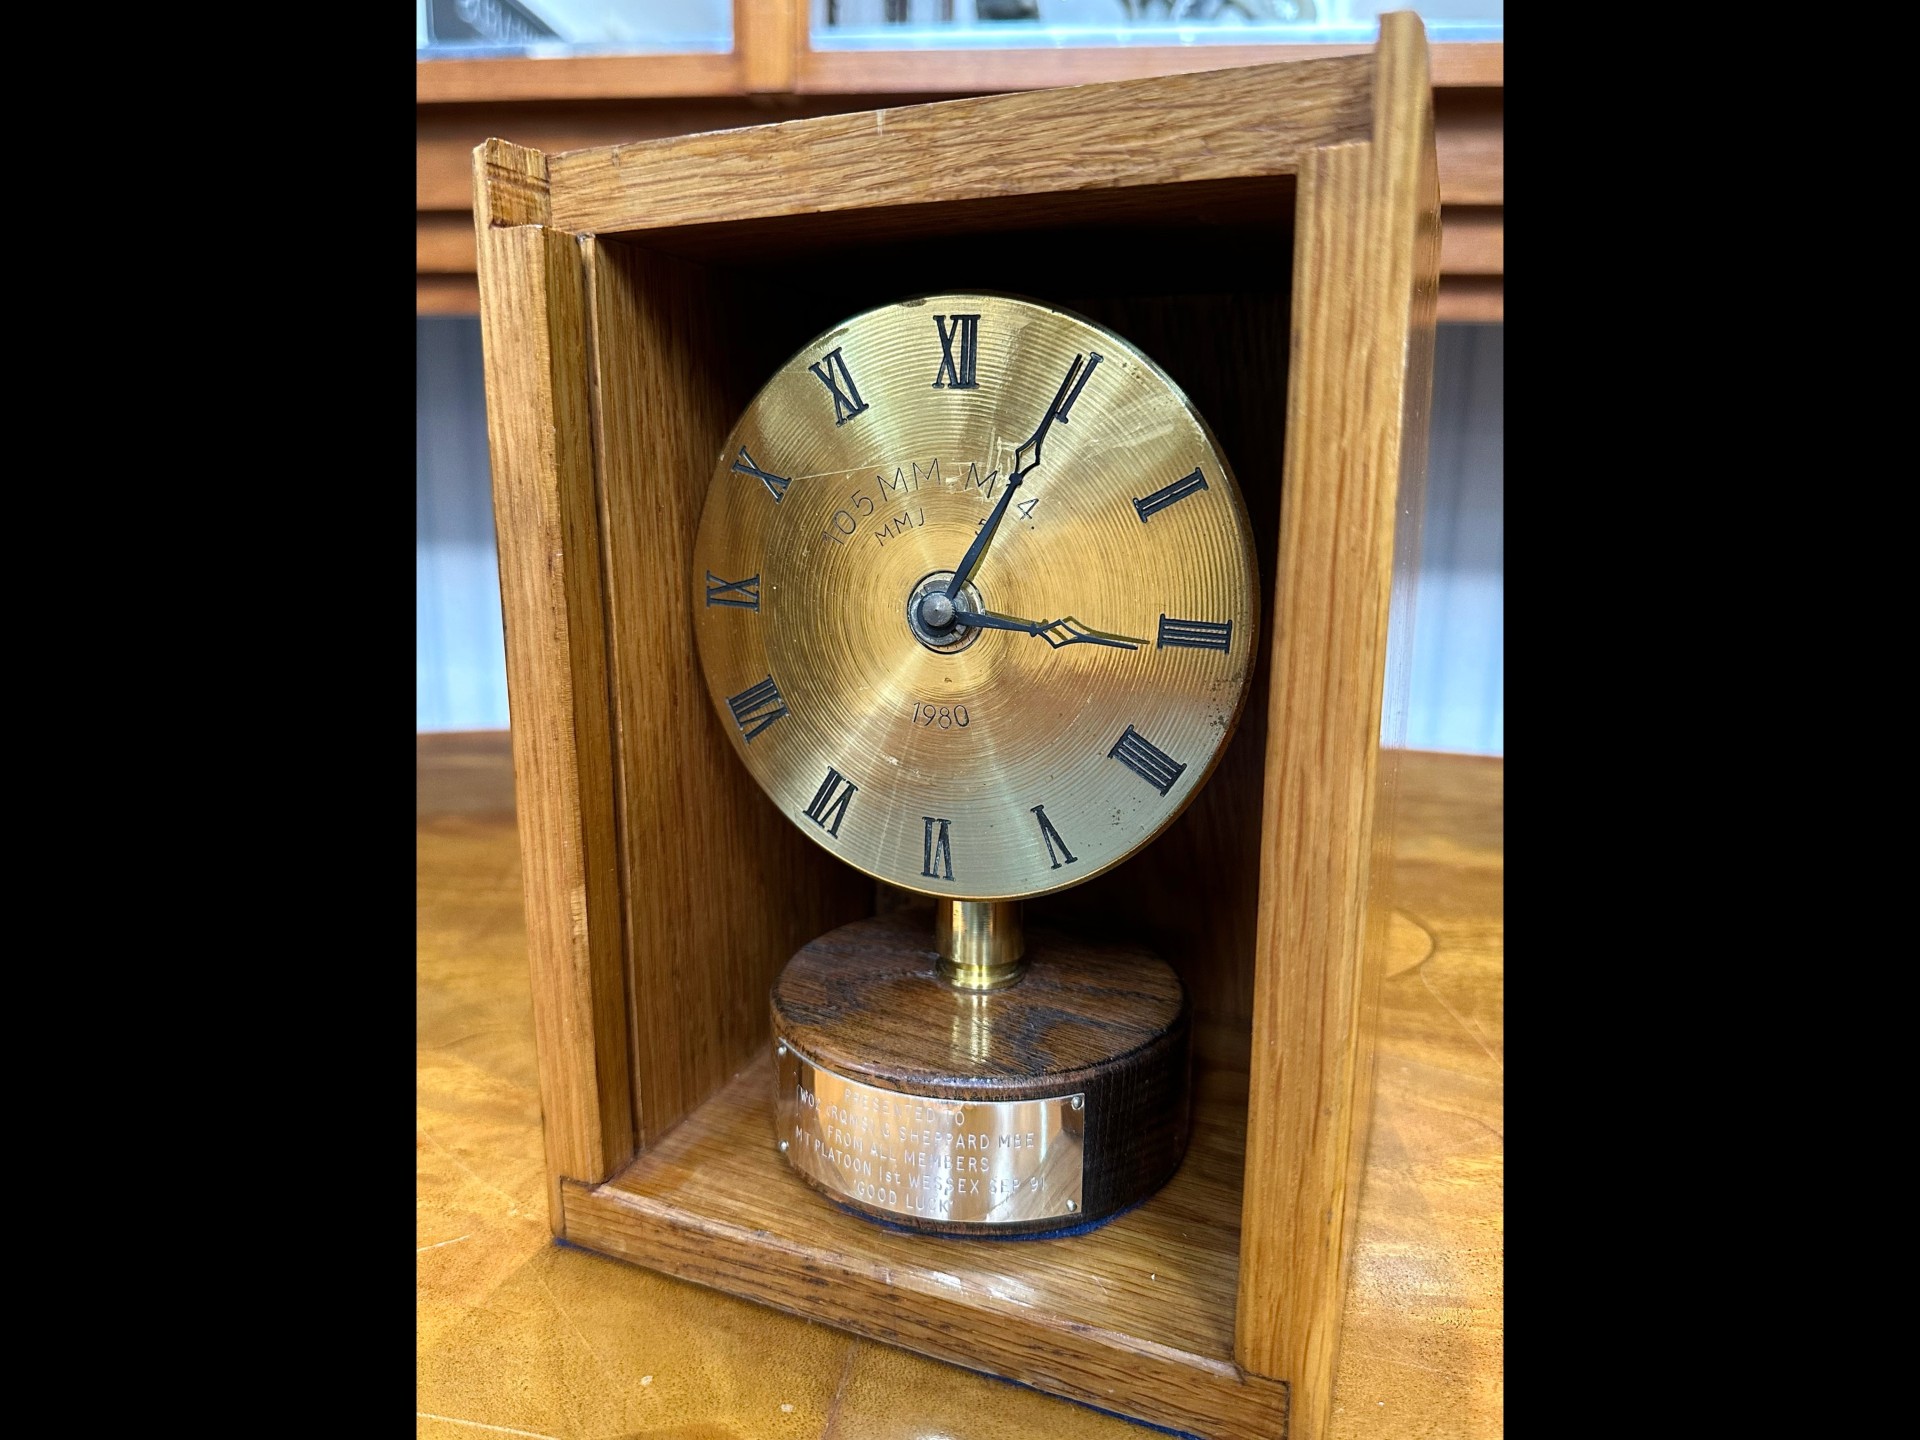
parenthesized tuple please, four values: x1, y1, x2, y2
(580, 237, 872, 1147)
(1342, 65, 1439, 1432)
(470, 24, 1444, 1429)
(417, 738, 1501, 1440)
(1327, 757, 1502, 1438)
(563, 1041, 1286, 1440)
(418, 94, 1498, 213)
(771, 909, 1191, 1230)
(545, 55, 1375, 236)
(418, 100, 932, 210)
(416, 38, 1498, 314)
(580, 175, 1297, 263)
(423, 200, 1498, 307)
(420, 86, 1497, 316)
(474, 136, 550, 227)
(473, 140, 633, 1229)
(1234, 16, 1439, 1440)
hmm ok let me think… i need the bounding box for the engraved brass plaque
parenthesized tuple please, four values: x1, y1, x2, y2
(775, 1039, 1086, 1226)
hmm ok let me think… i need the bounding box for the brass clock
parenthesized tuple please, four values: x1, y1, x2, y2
(692, 293, 1260, 903)
(691, 293, 1260, 1234)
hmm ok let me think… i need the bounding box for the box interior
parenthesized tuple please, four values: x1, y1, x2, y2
(555, 160, 1343, 1440)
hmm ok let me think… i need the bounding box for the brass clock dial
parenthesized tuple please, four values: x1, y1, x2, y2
(692, 293, 1260, 902)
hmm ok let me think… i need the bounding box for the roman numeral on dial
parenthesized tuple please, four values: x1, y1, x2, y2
(705, 571, 761, 610)
(731, 446, 790, 502)
(802, 766, 857, 837)
(932, 314, 980, 390)
(1031, 805, 1078, 870)
(725, 675, 788, 743)
(1108, 725, 1187, 796)
(921, 817, 954, 882)
(1133, 467, 1210, 522)
(1156, 615, 1231, 651)
(809, 346, 870, 425)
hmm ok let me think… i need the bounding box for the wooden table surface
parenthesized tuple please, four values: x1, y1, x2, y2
(417, 735, 1503, 1439)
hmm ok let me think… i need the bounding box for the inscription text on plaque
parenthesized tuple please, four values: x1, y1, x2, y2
(774, 1039, 1087, 1226)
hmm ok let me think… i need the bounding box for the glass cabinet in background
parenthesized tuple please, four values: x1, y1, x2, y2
(417, 1, 1500, 62)
(417, 1, 734, 56)
(812, 1, 1501, 52)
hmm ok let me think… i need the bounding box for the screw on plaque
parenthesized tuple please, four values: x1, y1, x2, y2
(1071, 1095, 1083, 1110)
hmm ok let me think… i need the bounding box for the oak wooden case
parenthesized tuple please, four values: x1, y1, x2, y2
(473, 17, 1437, 1440)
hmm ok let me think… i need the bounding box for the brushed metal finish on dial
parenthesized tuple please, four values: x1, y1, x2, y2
(691, 293, 1260, 901)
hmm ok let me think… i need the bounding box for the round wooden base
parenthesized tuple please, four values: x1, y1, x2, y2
(770, 909, 1190, 1235)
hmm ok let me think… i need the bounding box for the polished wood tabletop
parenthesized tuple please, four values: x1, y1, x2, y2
(417, 734, 1503, 1439)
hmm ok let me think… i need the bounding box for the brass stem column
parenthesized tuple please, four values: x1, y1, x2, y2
(935, 900, 1026, 990)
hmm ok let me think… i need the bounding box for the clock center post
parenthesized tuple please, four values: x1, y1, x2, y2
(905, 569, 984, 653)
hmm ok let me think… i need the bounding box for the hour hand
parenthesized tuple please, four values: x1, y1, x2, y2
(953, 604, 1144, 651)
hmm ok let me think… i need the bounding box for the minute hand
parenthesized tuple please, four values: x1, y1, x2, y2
(943, 354, 1085, 601)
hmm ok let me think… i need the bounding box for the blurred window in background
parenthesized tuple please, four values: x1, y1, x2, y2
(811, 0, 1501, 51)
(417, 0, 734, 55)
(414, 1, 1500, 59)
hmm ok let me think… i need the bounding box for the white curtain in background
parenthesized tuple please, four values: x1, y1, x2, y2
(1407, 323, 1502, 754)
(417, 317, 510, 731)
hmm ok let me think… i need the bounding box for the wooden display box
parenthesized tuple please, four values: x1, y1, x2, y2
(473, 17, 1436, 1440)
